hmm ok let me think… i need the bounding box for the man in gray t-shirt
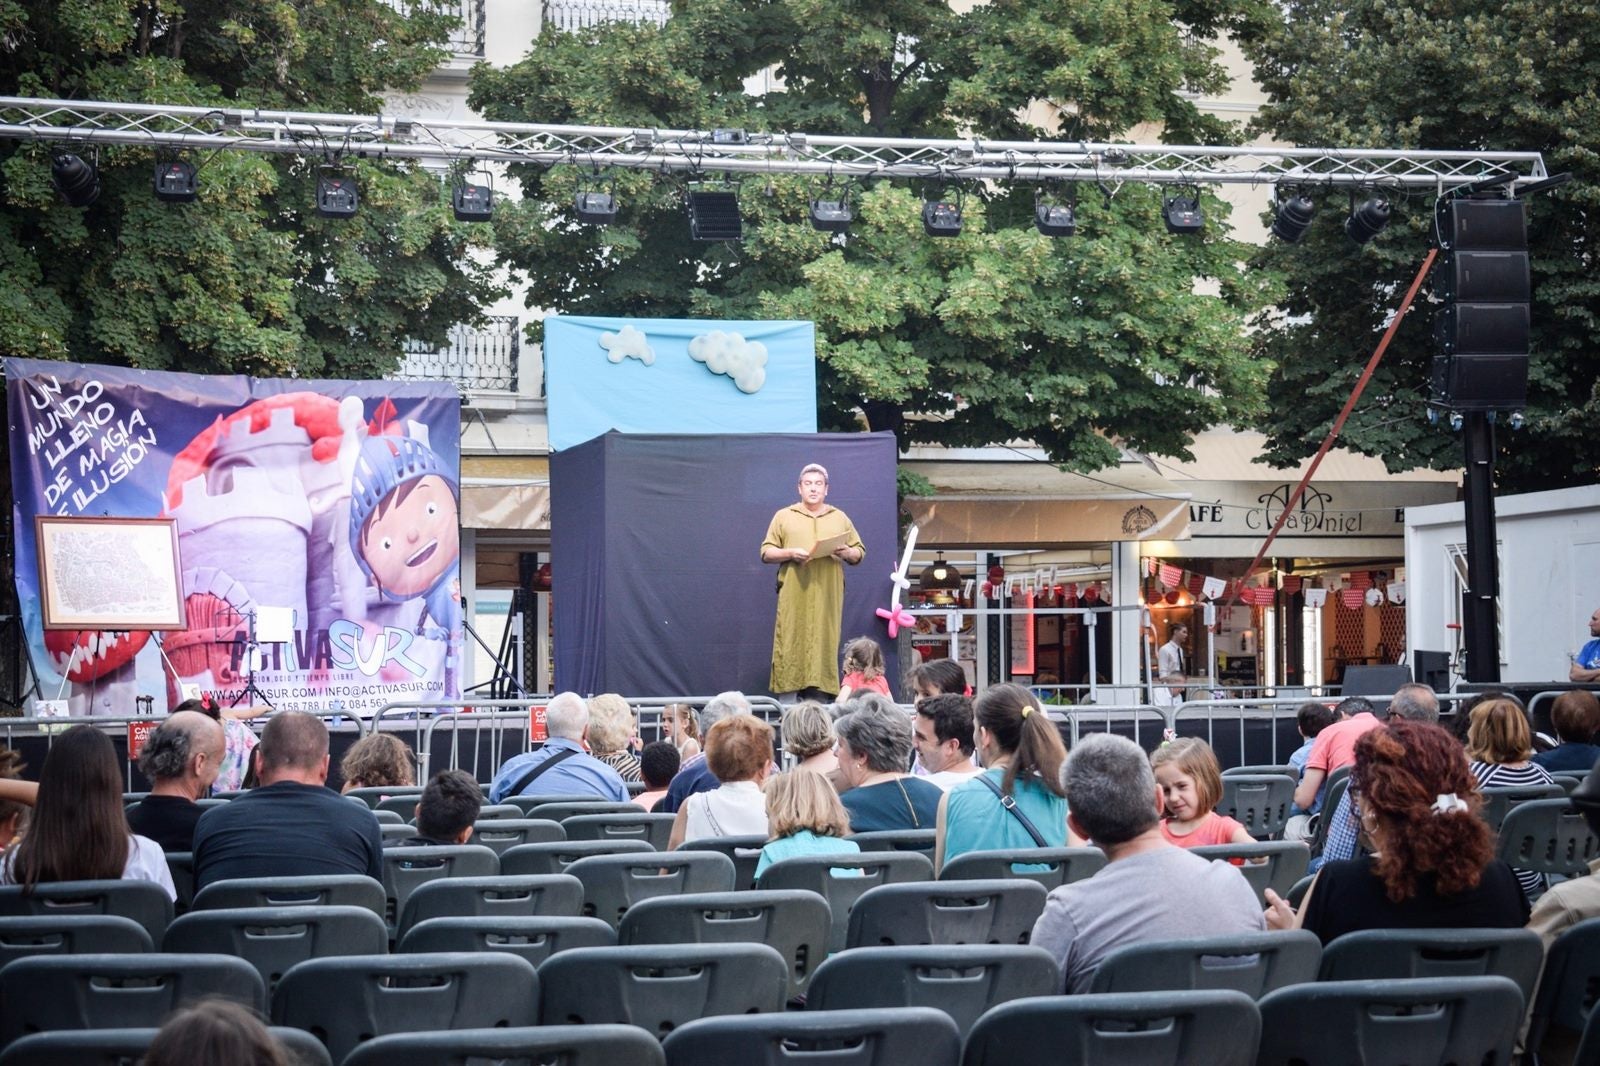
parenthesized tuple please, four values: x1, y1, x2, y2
(1031, 734, 1264, 993)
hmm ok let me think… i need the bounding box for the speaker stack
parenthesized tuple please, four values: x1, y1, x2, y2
(1431, 198, 1530, 411)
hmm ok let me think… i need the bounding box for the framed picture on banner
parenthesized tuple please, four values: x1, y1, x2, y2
(35, 516, 185, 630)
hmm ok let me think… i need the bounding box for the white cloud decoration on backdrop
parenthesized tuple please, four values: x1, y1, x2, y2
(599, 324, 656, 365)
(688, 330, 768, 393)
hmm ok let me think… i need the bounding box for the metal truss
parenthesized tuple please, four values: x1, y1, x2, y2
(0, 96, 1549, 191)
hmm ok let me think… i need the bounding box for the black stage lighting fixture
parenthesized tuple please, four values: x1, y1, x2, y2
(153, 160, 198, 203)
(1270, 194, 1315, 243)
(1034, 184, 1076, 237)
(452, 181, 492, 222)
(316, 173, 359, 218)
(574, 190, 617, 224)
(809, 196, 853, 233)
(686, 187, 743, 241)
(51, 151, 100, 207)
(1345, 196, 1391, 244)
(922, 186, 963, 237)
(1163, 191, 1204, 234)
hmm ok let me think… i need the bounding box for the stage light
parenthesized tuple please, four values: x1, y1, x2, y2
(1270, 194, 1315, 243)
(922, 186, 963, 237)
(809, 197, 852, 233)
(574, 190, 617, 223)
(153, 160, 198, 203)
(686, 187, 742, 241)
(316, 173, 358, 218)
(50, 151, 100, 207)
(919, 552, 963, 591)
(1345, 196, 1391, 244)
(1163, 191, 1204, 234)
(451, 181, 492, 222)
(711, 128, 748, 145)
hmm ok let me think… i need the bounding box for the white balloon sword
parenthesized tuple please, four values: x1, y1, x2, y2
(875, 523, 919, 638)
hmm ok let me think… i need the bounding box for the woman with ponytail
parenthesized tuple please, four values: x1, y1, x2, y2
(1266, 719, 1527, 943)
(934, 683, 1074, 872)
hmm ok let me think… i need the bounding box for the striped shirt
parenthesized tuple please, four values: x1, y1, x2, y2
(1471, 760, 1556, 898)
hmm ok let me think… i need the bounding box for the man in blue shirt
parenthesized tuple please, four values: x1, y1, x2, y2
(490, 692, 629, 803)
(1570, 607, 1600, 683)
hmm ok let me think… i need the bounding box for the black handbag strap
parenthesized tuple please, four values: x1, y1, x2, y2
(507, 746, 581, 798)
(976, 773, 1050, 848)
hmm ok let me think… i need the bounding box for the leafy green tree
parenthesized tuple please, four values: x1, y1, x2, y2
(1242, 0, 1600, 489)
(470, 0, 1277, 469)
(0, 1, 502, 379)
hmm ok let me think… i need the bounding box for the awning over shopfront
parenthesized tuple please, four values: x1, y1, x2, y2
(461, 479, 550, 530)
(902, 450, 1190, 548)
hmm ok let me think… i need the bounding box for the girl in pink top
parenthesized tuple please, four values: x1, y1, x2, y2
(837, 636, 892, 701)
(1152, 737, 1255, 847)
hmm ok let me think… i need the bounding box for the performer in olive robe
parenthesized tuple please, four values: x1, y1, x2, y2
(760, 463, 865, 697)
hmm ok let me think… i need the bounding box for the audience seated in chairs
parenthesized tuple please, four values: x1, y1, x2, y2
(833, 696, 943, 834)
(0, 747, 28, 849)
(781, 701, 839, 780)
(143, 998, 288, 1066)
(588, 694, 643, 784)
(934, 684, 1071, 873)
(634, 742, 680, 813)
(192, 712, 383, 890)
(1469, 696, 1557, 897)
(669, 716, 774, 849)
(1532, 690, 1600, 773)
(490, 692, 630, 804)
(1267, 719, 1529, 943)
(657, 692, 753, 814)
(398, 770, 483, 846)
(755, 768, 860, 878)
(127, 711, 227, 852)
(174, 696, 264, 793)
(338, 733, 416, 794)
(912, 694, 982, 790)
(1031, 733, 1263, 992)
(0, 724, 174, 900)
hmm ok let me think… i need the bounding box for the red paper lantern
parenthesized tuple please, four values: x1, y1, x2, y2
(988, 565, 1007, 584)
(1082, 585, 1101, 604)
(1164, 590, 1181, 604)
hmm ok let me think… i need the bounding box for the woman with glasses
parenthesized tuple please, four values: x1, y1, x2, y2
(1265, 719, 1527, 943)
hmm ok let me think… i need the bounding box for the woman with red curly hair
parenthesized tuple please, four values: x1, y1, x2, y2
(1266, 719, 1528, 943)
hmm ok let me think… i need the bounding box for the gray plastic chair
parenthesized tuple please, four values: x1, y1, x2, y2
(1188, 841, 1309, 902)
(845, 879, 1046, 949)
(566, 850, 736, 930)
(1308, 768, 1352, 858)
(563, 812, 677, 850)
(345, 786, 424, 809)
(0, 880, 173, 945)
(938, 847, 1107, 889)
(0, 915, 152, 968)
(379, 844, 499, 932)
(1285, 874, 1315, 909)
(475, 803, 526, 821)
(1089, 930, 1322, 997)
(0, 953, 265, 1045)
(470, 818, 566, 855)
(375, 794, 427, 821)
(1316, 927, 1543, 1003)
(380, 823, 418, 846)
(1216, 774, 1297, 839)
(1496, 797, 1600, 877)
(0, 1027, 332, 1066)
(849, 829, 938, 853)
(756, 851, 935, 953)
(395, 873, 585, 940)
(399, 915, 616, 967)
(529, 800, 645, 821)
(502, 794, 610, 816)
(538, 943, 789, 1038)
(271, 952, 539, 1065)
(162, 905, 388, 994)
(500, 839, 654, 876)
(962, 989, 1261, 1066)
(619, 889, 832, 999)
(1224, 764, 1298, 778)
(1478, 783, 1566, 831)
(372, 809, 405, 825)
(683, 835, 766, 888)
(165, 851, 196, 912)
(191, 875, 386, 919)
(341, 1025, 664, 1066)
(1550, 772, 1587, 795)
(1517, 916, 1600, 1061)
(1256, 976, 1524, 1066)
(663, 1006, 960, 1066)
(808, 945, 1060, 1038)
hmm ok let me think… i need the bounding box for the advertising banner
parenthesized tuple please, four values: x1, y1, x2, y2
(5, 358, 462, 717)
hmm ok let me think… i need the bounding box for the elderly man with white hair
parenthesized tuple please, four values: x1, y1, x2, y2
(490, 691, 629, 803)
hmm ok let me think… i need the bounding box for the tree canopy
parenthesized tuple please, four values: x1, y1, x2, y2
(0, 1, 502, 380)
(470, 0, 1278, 469)
(1243, 0, 1600, 490)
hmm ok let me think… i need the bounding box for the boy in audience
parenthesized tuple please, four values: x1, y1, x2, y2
(634, 741, 680, 813)
(400, 769, 482, 846)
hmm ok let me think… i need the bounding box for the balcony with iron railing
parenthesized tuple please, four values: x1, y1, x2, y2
(386, 0, 486, 58)
(540, 0, 670, 33)
(398, 315, 522, 394)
